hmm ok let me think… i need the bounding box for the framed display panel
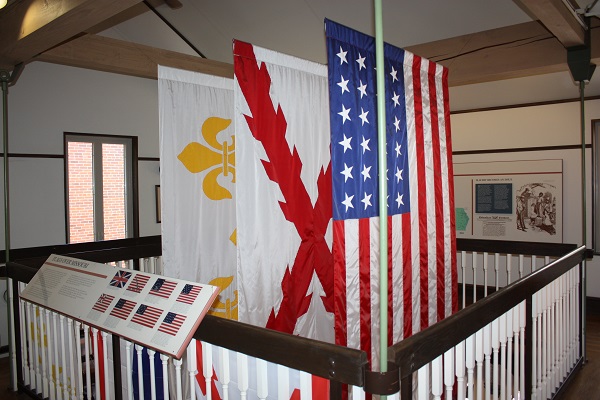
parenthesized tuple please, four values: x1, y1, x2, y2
(454, 159, 563, 243)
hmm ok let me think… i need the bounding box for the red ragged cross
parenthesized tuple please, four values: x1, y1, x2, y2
(234, 41, 333, 333)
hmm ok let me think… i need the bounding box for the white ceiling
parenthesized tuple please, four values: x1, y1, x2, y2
(100, 0, 600, 111)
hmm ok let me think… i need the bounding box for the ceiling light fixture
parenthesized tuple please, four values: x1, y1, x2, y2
(0, 0, 7, 10)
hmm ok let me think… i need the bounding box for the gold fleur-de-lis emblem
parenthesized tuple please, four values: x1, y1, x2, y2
(178, 117, 235, 200)
(208, 276, 238, 320)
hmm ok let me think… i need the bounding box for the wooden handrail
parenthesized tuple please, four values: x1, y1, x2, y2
(456, 238, 577, 257)
(388, 245, 585, 379)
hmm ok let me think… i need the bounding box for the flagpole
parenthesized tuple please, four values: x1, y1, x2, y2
(374, 0, 388, 375)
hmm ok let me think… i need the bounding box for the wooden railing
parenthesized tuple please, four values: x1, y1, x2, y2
(1, 236, 585, 399)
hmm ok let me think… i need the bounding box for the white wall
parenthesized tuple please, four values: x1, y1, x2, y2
(451, 100, 600, 297)
(3, 62, 161, 247)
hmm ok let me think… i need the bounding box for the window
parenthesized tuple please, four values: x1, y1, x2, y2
(65, 133, 137, 243)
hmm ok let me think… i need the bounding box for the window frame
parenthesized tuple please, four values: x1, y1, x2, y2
(64, 132, 139, 243)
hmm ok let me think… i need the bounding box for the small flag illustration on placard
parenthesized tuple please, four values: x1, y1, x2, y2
(131, 304, 163, 329)
(110, 270, 132, 288)
(158, 312, 186, 336)
(149, 278, 177, 299)
(126, 274, 151, 293)
(110, 298, 136, 320)
(176, 284, 201, 305)
(92, 294, 115, 313)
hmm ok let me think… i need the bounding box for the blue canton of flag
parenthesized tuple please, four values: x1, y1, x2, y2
(326, 21, 410, 221)
(110, 270, 132, 288)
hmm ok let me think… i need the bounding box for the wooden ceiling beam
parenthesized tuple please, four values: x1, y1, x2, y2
(516, 0, 585, 47)
(407, 21, 600, 86)
(0, 0, 143, 70)
(37, 34, 233, 80)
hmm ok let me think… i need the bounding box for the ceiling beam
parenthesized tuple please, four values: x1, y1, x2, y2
(0, 0, 143, 70)
(37, 34, 234, 80)
(516, 0, 585, 47)
(406, 21, 600, 86)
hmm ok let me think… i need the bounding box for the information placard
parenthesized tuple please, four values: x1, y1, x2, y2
(20, 254, 220, 359)
(454, 159, 563, 243)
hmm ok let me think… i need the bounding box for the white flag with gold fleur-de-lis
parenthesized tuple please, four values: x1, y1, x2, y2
(158, 66, 238, 321)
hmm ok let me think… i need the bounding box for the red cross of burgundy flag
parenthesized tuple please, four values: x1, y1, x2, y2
(234, 40, 334, 341)
(325, 20, 457, 367)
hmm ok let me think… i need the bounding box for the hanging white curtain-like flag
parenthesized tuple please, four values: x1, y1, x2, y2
(325, 20, 457, 368)
(233, 40, 334, 341)
(158, 66, 238, 320)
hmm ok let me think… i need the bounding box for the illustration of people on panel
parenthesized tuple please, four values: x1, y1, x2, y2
(516, 195, 526, 231)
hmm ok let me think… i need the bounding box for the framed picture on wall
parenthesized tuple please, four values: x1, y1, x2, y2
(155, 185, 161, 223)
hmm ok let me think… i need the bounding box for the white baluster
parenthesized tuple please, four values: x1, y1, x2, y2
(432, 355, 443, 400)
(465, 335, 475, 400)
(519, 301, 526, 398)
(19, 286, 29, 387)
(74, 321, 84, 400)
(444, 347, 455, 399)
(277, 365, 290, 400)
(8, 278, 17, 391)
(541, 287, 547, 400)
(549, 280, 556, 394)
(187, 342, 197, 400)
(512, 305, 519, 400)
(45, 309, 56, 400)
(237, 353, 249, 400)
(135, 344, 145, 400)
(299, 371, 311, 400)
(219, 347, 231, 400)
(418, 364, 430, 400)
(25, 302, 35, 390)
(102, 331, 110, 400)
(492, 318, 499, 400)
(53, 313, 61, 400)
(128, 259, 134, 270)
(507, 254, 513, 285)
(494, 253, 500, 291)
(148, 349, 158, 400)
(125, 340, 133, 400)
(484, 324, 492, 400)
(532, 255, 537, 272)
(473, 252, 478, 303)
(506, 309, 514, 400)
(60, 315, 69, 400)
(500, 314, 507, 400)
(202, 341, 213, 400)
(456, 341, 465, 400)
(82, 324, 92, 399)
(532, 293, 538, 400)
(518, 255, 524, 279)
(67, 319, 76, 400)
(174, 358, 183, 400)
(476, 328, 484, 400)
(484, 252, 489, 297)
(41, 308, 49, 398)
(33, 305, 41, 392)
(462, 251, 467, 309)
(160, 354, 170, 400)
(256, 359, 268, 400)
(92, 328, 101, 400)
(351, 385, 366, 400)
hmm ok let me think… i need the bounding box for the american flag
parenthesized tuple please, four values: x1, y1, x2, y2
(325, 20, 457, 367)
(92, 293, 115, 313)
(126, 274, 150, 293)
(110, 270, 132, 288)
(149, 278, 177, 299)
(158, 312, 186, 336)
(176, 284, 201, 305)
(131, 304, 163, 329)
(109, 298, 136, 320)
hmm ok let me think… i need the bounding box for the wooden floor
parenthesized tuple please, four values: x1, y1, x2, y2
(1, 311, 599, 400)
